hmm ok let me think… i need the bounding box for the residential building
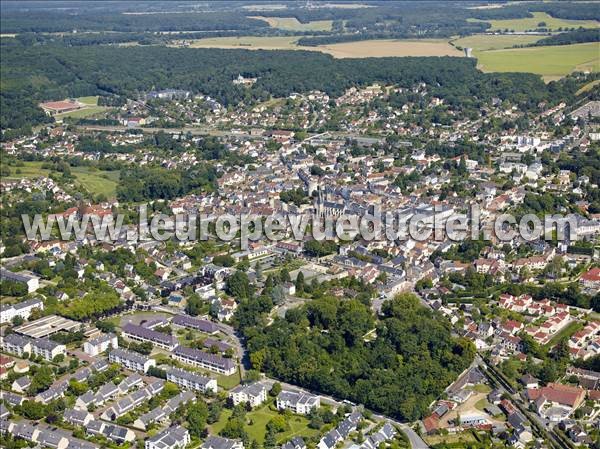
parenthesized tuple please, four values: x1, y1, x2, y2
(276, 390, 320, 415)
(0, 268, 40, 293)
(172, 315, 219, 334)
(172, 346, 236, 375)
(109, 348, 156, 373)
(145, 426, 191, 449)
(166, 367, 218, 394)
(83, 333, 118, 356)
(1, 334, 32, 357)
(122, 323, 179, 351)
(201, 435, 244, 449)
(31, 338, 66, 361)
(229, 382, 268, 407)
(0, 298, 44, 324)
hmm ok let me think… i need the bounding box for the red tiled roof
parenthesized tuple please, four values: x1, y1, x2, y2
(423, 415, 439, 433)
(581, 267, 600, 282)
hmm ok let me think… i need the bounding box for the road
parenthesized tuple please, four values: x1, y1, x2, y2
(76, 124, 265, 139)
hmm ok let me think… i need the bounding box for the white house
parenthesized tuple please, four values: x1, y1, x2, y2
(0, 298, 44, 324)
(276, 390, 320, 415)
(145, 426, 190, 449)
(109, 348, 155, 373)
(228, 382, 268, 407)
(83, 333, 118, 357)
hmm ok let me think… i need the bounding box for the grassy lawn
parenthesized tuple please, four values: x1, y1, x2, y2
(1, 161, 119, 198)
(475, 398, 488, 412)
(425, 431, 477, 446)
(544, 321, 584, 349)
(71, 166, 119, 199)
(452, 33, 543, 51)
(249, 16, 333, 31)
(471, 384, 492, 394)
(475, 42, 600, 80)
(77, 96, 100, 106)
(56, 105, 108, 120)
(210, 403, 318, 444)
(468, 12, 599, 32)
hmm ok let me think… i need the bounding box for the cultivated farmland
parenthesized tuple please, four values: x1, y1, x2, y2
(475, 42, 600, 81)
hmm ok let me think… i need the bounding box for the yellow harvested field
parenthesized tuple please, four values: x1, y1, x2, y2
(316, 39, 464, 58)
(186, 36, 301, 50)
(249, 16, 333, 31)
(184, 37, 465, 58)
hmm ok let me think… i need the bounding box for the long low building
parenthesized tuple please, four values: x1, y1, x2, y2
(0, 334, 65, 361)
(172, 315, 219, 334)
(0, 268, 40, 293)
(122, 323, 179, 351)
(109, 348, 156, 373)
(172, 346, 236, 375)
(0, 298, 43, 324)
(14, 314, 81, 339)
(166, 367, 218, 394)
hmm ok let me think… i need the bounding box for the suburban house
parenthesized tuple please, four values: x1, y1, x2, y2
(201, 435, 244, 449)
(526, 383, 586, 421)
(318, 412, 362, 449)
(145, 426, 190, 449)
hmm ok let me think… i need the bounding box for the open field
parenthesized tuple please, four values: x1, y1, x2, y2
(70, 166, 119, 198)
(186, 36, 301, 50)
(468, 12, 599, 32)
(185, 36, 464, 58)
(316, 39, 464, 58)
(475, 42, 600, 80)
(210, 403, 317, 444)
(1, 161, 119, 199)
(425, 432, 477, 446)
(452, 33, 544, 51)
(250, 16, 333, 31)
(56, 105, 108, 120)
(77, 95, 100, 106)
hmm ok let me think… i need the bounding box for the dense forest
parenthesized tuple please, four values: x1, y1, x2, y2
(2, 1, 598, 43)
(245, 293, 475, 421)
(528, 28, 600, 47)
(116, 165, 218, 202)
(0, 42, 580, 134)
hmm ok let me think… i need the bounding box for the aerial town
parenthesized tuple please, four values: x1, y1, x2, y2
(1, 2, 599, 449)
